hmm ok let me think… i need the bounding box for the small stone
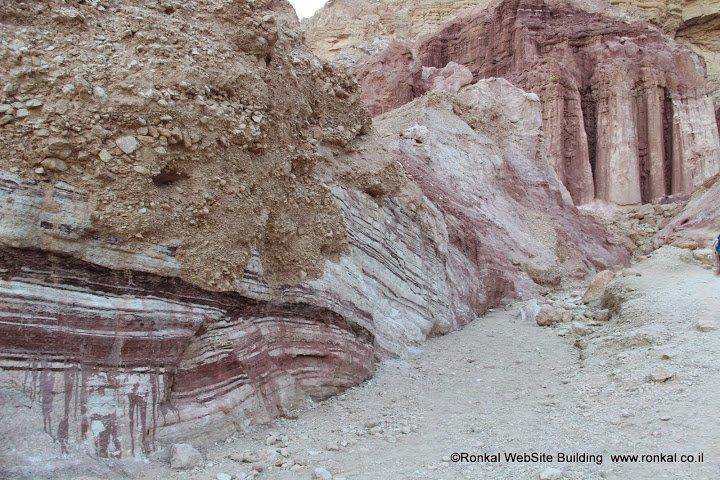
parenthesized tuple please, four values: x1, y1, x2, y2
(650, 367, 674, 383)
(582, 270, 615, 304)
(368, 425, 384, 435)
(16, 108, 29, 118)
(696, 320, 718, 332)
(312, 467, 333, 480)
(34, 167, 45, 175)
(133, 165, 149, 175)
(591, 309, 611, 322)
(62, 84, 76, 95)
(216, 473, 232, 480)
(40, 158, 68, 172)
(99, 149, 113, 162)
(116, 135, 139, 154)
(25, 99, 42, 108)
(170, 443, 202, 470)
(570, 322, 592, 336)
(539, 467, 563, 480)
(535, 305, 570, 327)
(93, 86, 108, 100)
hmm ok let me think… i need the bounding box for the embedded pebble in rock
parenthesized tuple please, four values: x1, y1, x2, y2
(696, 320, 718, 332)
(650, 366, 675, 383)
(115, 135, 139, 155)
(40, 158, 68, 172)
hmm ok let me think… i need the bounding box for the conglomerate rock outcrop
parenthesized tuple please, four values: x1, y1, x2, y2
(0, 0, 465, 468)
(352, 0, 720, 206)
(0, 0, 629, 474)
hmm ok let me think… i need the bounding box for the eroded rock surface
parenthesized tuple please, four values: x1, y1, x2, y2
(609, 0, 720, 106)
(660, 173, 720, 244)
(354, 0, 720, 206)
(302, 0, 491, 65)
(0, 0, 468, 468)
(0, 0, 630, 474)
(374, 79, 630, 300)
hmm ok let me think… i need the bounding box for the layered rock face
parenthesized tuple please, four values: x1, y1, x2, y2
(354, 0, 720, 205)
(0, 0, 630, 473)
(0, 0, 469, 468)
(374, 79, 630, 296)
(306, 0, 720, 109)
(659, 174, 720, 243)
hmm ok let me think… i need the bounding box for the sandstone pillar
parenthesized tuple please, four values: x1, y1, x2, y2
(594, 77, 642, 205)
(636, 86, 668, 201)
(670, 95, 720, 194)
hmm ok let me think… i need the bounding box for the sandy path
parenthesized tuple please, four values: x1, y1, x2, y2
(128, 247, 720, 480)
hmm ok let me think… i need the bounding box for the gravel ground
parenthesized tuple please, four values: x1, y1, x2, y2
(126, 247, 720, 480)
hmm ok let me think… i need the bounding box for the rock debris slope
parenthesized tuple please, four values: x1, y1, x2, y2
(0, 0, 629, 472)
(310, 0, 720, 206)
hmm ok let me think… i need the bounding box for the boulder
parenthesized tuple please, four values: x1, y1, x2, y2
(582, 271, 617, 305)
(536, 305, 572, 327)
(170, 444, 202, 470)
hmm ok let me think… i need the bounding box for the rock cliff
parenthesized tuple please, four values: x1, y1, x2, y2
(302, 0, 491, 65)
(659, 173, 720, 243)
(0, 0, 628, 473)
(306, 0, 720, 108)
(609, 0, 720, 106)
(352, 0, 720, 206)
(0, 0, 466, 466)
(374, 79, 629, 295)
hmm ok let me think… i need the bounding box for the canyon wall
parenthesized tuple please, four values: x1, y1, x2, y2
(374, 79, 629, 293)
(351, 0, 720, 205)
(306, 0, 720, 108)
(0, 0, 628, 473)
(302, 0, 491, 65)
(659, 173, 720, 243)
(0, 0, 466, 468)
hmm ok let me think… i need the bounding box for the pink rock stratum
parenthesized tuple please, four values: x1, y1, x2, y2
(355, 0, 720, 206)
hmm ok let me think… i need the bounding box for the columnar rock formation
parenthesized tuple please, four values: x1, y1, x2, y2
(353, 0, 720, 205)
(609, 0, 720, 106)
(0, 0, 629, 473)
